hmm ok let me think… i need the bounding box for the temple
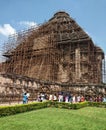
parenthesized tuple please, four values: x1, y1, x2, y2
(0, 11, 106, 102)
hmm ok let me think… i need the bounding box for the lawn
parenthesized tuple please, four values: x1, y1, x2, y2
(0, 107, 106, 130)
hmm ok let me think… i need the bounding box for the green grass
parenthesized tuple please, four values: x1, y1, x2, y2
(0, 107, 106, 130)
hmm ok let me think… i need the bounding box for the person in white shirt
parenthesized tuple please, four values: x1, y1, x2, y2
(26, 92, 30, 103)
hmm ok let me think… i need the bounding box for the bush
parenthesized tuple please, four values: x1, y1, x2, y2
(0, 101, 105, 117)
(0, 101, 49, 117)
(48, 101, 88, 109)
(88, 102, 106, 108)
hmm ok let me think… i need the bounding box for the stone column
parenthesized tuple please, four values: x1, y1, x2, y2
(75, 48, 81, 80)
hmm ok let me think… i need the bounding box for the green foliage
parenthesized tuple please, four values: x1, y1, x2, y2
(88, 102, 106, 108)
(0, 101, 106, 117)
(0, 102, 48, 117)
(50, 101, 88, 109)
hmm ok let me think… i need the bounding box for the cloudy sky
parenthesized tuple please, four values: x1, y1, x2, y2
(0, 0, 106, 61)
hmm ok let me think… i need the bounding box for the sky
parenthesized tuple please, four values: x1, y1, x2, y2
(0, 0, 106, 62)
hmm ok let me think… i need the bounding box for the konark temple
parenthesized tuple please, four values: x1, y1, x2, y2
(0, 11, 106, 103)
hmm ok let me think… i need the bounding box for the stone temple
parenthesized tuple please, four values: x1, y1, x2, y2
(0, 11, 106, 102)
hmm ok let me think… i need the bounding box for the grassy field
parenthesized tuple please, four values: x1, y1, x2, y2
(0, 107, 106, 130)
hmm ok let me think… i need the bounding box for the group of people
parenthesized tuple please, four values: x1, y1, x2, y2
(23, 91, 106, 104)
(49, 93, 85, 103)
(36, 93, 85, 103)
(88, 95, 106, 103)
(36, 93, 47, 102)
(36, 92, 106, 103)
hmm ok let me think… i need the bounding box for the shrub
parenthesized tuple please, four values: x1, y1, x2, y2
(88, 102, 106, 108)
(48, 101, 88, 109)
(0, 101, 105, 117)
(0, 102, 49, 117)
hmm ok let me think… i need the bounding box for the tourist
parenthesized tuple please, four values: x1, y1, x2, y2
(23, 92, 28, 104)
(26, 91, 30, 103)
(80, 95, 85, 102)
(53, 94, 57, 101)
(65, 95, 69, 103)
(103, 96, 106, 103)
(37, 93, 42, 102)
(72, 95, 76, 103)
(58, 93, 63, 102)
(77, 95, 81, 103)
(49, 94, 53, 101)
(40, 93, 45, 102)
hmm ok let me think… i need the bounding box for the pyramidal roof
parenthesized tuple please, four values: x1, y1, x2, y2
(43, 11, 90, 42)
(49, 11, 71, 22)
(3, 11, 104, 59)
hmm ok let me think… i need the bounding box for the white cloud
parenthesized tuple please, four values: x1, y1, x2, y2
(0, 24, 16, 37)
(85, 31, 89, 35)
(19, 21, 37, 28)
(104, 55, 106, 60)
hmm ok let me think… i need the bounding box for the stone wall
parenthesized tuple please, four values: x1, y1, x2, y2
(0, 74, 106, 103)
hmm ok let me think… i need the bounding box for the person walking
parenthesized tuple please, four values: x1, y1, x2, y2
(23, 92, 28, 104)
